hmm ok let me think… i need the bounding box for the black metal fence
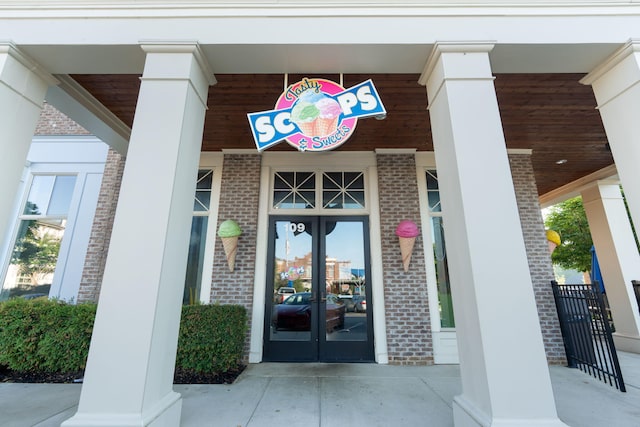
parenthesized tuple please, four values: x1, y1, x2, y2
(551, 280, 626, 392)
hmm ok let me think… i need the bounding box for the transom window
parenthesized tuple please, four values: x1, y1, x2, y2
(272, 171, 366, 212)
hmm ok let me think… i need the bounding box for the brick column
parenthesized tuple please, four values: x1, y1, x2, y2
(509, 152, 566, 364)
(77, 148, 126, 303)
(210, 153, 262, 362)
(376, 152, 432, 365)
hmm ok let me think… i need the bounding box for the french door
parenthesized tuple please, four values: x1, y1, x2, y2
(263, 216, 374, 362)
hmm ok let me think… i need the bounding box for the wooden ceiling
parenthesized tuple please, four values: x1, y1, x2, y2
(70, 73, 613, 197)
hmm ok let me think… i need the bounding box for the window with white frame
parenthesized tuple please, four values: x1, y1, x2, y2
(272, 170, 366, 212)
(426, 170, 455, 328)
(1, 175, 76, 300)
(183, 169, 214, 305)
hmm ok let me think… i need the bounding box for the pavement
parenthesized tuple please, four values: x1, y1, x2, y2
(2, 351, 640, 427)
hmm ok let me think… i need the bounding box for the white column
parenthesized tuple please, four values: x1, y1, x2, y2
(0, 43, 57, 255)
(63, 43, 215, 427)
(419, 43, 566, 427)
(581, 41, 640, 259)
(582, 181, 640, 352)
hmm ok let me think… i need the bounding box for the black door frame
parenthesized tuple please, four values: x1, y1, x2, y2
(263, 215, 374, 362)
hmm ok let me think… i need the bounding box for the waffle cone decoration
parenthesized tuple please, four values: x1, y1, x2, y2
(218, 220, 242, 272)
(221, 236, 238, 272)
(395, 220, 420, 272)
(398, 236, 416, 273)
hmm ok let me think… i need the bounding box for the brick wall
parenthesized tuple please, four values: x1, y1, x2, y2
(209, 154, 262, 362)
(376, 154, 432, 365)
(509, 153, 566, 364)
(77, 148, 126, 303)
(35, 102, 90, 135)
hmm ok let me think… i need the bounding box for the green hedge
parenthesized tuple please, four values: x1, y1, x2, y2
(0, 298, 246, 375)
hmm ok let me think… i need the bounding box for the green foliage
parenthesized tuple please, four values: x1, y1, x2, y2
(176, 304, 247, 373)
(545, 197, 593, 273)
(0, 299, 247, 377)
(0, 298, 95, 372)
(10, 219, 61, 284)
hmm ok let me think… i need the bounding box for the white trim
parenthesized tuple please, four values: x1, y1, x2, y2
(415, 152, 460, 363)
(198, 152, 223, 304)
(249, 163, 271, 363)
(249, 150, 388, 363)
(507, 148, 533, 155)
(374, 148, 417, 154)
(47, 75, 131, 155)
(263, 151, 376, 168)
(367, 163, 388, 364)
(538, 164, 618, 208)
(221, 148, 261, 155)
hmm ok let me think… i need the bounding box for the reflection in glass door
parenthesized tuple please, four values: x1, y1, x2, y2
(263, 216, 373, 362)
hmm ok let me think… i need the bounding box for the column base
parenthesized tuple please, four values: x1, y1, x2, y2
(613, 332, 640, 354)
(62, 391, 181, 427)
(453, 395, 568, 427)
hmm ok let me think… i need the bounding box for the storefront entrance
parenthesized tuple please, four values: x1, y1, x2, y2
(263, 216, 374, 362)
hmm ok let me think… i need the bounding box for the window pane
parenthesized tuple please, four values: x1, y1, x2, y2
(344, 172, 364, 190)
(183, 216, 208, 304)
(426, 171, 439, 191)
(1, 219, 63, 301)
(323, 190, 341, 209)
(47, 176, 77, 216)
(432, 217, 454, 328)
(428, 191, 441, 212)
(196, 170, 213, 189)
(194, 190, 211, 212)
(275, 172, 294, 189)
(344, 191, 365, 209)
(323, 172, 341, 189)
(274, 191, 294, 209)
(24, 175, 54, 215)
(296, 172, 315, 189)
(298, 191, 316, 209)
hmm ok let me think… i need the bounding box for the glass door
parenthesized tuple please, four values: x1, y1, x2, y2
(263, 216, 373, 362)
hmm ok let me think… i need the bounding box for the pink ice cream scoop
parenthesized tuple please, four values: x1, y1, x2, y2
(395, 220, 420, 238)
(316, 97, 342, 119)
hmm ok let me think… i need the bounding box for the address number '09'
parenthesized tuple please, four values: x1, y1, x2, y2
(289, 223, 305, 233)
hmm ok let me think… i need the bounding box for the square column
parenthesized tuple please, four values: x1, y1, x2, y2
(419, 43, 566, 427)
(582, 181, 640, 352)
(0, 43, 57, 255)
(581, 41, 640, 256)
(63, 43, 215, 427)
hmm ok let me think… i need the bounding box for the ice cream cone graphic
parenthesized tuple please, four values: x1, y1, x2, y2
(395, 220, 420, 272)
(221, 236, 238, 272)
(218, 220, 242, 272)
(398, 236, 416, 273)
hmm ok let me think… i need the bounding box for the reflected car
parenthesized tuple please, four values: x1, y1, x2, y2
(272, 292, 345, 332)
(274, 287, 296, 304)
(339, 295, 367, 313)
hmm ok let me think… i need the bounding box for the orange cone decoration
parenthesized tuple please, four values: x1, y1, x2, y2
(398, 236, 416, 273)
(218, 220, 242, 272)
(395, 220, 420, 272)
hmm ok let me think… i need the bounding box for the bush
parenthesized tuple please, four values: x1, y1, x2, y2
(176, 304, 247, 373)
(0, 298, 247, 376)
(0, 298, 95, 372)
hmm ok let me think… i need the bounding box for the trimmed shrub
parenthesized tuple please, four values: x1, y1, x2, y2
(0, 298, 95, 372)
(0, 298, 247, 376)
(176, 304, 247, 373)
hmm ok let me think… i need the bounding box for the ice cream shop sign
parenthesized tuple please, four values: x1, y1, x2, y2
(248, 78, 386, 152)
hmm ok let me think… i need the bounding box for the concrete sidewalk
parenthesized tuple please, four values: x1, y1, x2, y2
(3, 352, 640, 427)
